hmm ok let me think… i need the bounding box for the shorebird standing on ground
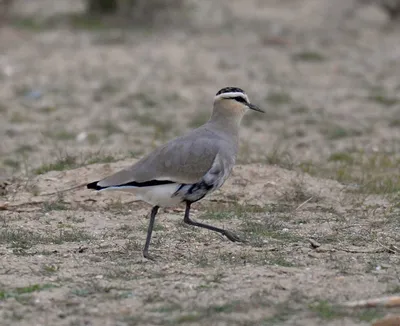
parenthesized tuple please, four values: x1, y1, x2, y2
(87, 87, 264, 259)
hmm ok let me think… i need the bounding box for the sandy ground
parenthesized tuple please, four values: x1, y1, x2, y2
(0, 0, 400, 325)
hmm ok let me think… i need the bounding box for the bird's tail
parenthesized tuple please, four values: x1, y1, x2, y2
(87, 181, 105, 191)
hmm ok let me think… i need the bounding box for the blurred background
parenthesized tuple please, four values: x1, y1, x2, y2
(0, 0, 399, 189)
(1, 3, 400, 324)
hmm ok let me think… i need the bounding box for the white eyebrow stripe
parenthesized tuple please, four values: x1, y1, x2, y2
(214, 92, 249, 101)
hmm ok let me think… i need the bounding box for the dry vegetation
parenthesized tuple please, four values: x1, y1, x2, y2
(0, 0, 400, 325)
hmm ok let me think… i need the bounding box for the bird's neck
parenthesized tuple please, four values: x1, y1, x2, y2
(207, 113, 243, 139)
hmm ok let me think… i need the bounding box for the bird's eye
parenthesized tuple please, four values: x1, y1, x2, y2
(233, 96, 247, 104)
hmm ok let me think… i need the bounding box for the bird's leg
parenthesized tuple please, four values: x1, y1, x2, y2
(143, 206, 159, 259)
(183, 201, 242, 242)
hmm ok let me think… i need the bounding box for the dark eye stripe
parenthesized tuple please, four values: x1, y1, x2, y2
(233, 96, 247, 104)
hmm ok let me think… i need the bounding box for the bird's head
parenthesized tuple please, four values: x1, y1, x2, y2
(213, 87, 264, 123)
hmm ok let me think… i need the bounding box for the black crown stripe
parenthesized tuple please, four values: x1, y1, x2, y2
(216, 87, 245, 96)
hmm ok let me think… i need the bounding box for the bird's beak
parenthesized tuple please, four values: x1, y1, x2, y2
(247, 102, 264, 113)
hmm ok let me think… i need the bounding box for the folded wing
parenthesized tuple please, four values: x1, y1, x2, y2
(93, 131, 227, 189)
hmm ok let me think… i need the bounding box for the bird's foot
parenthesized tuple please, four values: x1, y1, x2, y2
(223, 230, 245, 242)
(142, 251, 156, 261)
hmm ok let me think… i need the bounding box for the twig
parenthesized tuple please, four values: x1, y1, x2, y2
(314, 245, 389, 254)
(342, 296, 400, 308)
(0, 200, 46, 209)
(39, 182, 88, 196)
(391, 244, 400, 253)
(0, 200, 69, 212)
(207, 198, 237, 204)
(376, 238, 398, 254)
(336, 246, 387, 254)
(295, 196, 313, 211)
(376, 232, 400, 254)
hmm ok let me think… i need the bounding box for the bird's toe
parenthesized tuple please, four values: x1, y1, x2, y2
(224, 230, 244, 242)
(143, 251, 156, 261)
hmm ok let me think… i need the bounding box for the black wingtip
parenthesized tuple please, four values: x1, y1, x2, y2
(87, 181, 102, 190)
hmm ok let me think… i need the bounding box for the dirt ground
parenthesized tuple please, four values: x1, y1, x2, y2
(1, 0, 400, 325)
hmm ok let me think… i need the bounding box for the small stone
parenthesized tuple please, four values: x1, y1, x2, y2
(76, 132, 87, 142)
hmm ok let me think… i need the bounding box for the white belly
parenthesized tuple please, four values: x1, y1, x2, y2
(102, 184, 183, 207)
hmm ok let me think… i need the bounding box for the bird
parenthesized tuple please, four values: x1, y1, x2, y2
(87, 87, 264, 259)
